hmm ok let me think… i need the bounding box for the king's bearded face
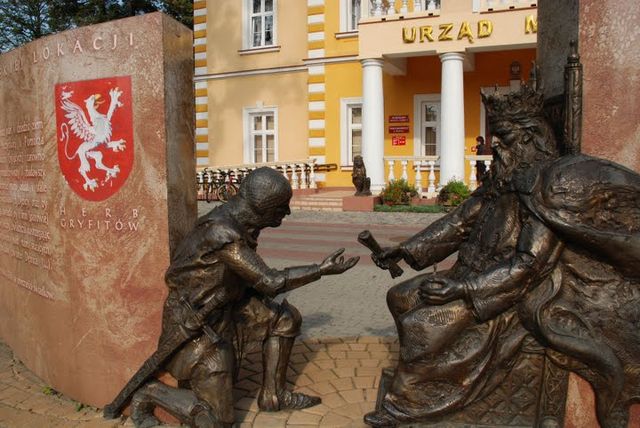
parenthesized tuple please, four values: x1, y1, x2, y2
(489, 119, 520, 182)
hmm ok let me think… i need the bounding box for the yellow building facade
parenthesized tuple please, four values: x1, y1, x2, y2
(193, 0, 537, 193)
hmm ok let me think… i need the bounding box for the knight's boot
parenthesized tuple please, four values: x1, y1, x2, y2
(363, 408, 399, 427)
(258, 336, 321, 411)
(130, 380, 224, 428)
(130, 382, 161, 428)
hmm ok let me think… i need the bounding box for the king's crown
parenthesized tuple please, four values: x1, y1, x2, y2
(481, 84, 544, 122)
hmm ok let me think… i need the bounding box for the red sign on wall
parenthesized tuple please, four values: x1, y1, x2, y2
(389, 125, 410, 134)
(392, 136, 406, 146)
(389, 115, 410, 123)
(55, 76, 134, 202)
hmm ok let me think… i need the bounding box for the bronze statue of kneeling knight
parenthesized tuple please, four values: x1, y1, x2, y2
(104, 167, 358, 427)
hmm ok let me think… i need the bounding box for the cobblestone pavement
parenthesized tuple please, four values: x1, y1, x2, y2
(0, 204, 446, 427)
(0, 341, 135, 428)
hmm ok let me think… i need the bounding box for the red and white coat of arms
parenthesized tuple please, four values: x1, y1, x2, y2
(55, 76, 134, 201)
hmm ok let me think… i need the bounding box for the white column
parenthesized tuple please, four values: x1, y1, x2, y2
(362, 58, 385, 192)
(439, 52, 466, 187)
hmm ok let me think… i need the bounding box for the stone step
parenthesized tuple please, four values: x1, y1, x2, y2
(290, 206, 342, 211)
(293, 195, 344, 201)
(291, 199, 342, 205)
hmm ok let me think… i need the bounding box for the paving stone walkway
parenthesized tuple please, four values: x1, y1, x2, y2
(0, 204, 443, 427)
(231, 336, 398, 427)
(0, 341, 132, 428)
(0, 337, 399, 428)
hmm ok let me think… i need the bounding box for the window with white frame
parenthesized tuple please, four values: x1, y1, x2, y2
(245, 108, 277, 163)
(340, 0, 369, 32)
(421, 103, 438, 156)
(413, 95, 440, 158)
(247, 0, 275, 48)
(340, 98, 363, 166)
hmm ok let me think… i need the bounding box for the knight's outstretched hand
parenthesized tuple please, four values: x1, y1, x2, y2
(372, 246, 403, 271)
(319, 248, 359, 275)
(419, 276, 465, 305)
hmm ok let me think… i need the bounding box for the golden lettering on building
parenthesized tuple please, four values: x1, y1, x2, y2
(438, 23, 454, 41)
(478, 20, 493, 38)
(403, 20, 494, 44)
(402, 27, 416, 43)
(457, 21, 474, 43)
(400, 15, 537, 44)
(420, 26, 434, 42)
(525, 15, 537, 34)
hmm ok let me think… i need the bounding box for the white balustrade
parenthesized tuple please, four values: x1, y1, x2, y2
(469, 160, 477, 190)
(198, 160, 320, 194)
(400, 160, 409, 180)
(372, 0, 384, 16)
(298, 163, 308, 189)
(479, 0, 534, 12)
(427, 160, 436, 194)
(384, 156, 439, 198)
(387, 160, 396, 182)
(465, 155, 493, 191)
(367, 0, 441, 17)
(290, 163, 299, 189)
(309, 159, 317, 189)
(414, 161, 422, 195)
(426, 0, 439, 10)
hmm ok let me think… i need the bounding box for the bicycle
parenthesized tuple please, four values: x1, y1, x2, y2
(212, 170, 238, 202)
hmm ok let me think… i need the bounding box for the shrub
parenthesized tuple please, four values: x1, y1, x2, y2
(380, 179, 418, 205)
(437, 180, 470, 207)
(374, 204, 446, 213)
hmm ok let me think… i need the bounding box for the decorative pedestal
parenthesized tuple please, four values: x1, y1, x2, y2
(342, 195, 381, 212)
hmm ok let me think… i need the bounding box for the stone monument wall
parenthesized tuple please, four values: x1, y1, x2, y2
(579, 0, 640, 171)
(0, 13, 195, 407)
(538, 1, 640, 426)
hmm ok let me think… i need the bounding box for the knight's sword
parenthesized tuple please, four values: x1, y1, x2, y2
(103, 295, 223, 419)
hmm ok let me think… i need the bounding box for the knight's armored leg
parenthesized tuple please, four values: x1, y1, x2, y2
(258, 299, 320, 411)
(130, 380, 222, 428)
(188, 341, 236, 426)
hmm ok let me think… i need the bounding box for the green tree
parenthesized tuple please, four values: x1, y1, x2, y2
(48, 0, 82, 32)
(161, 0, 192, 27)
(0, 0, 193, 53)
(0, 0, 51, 52)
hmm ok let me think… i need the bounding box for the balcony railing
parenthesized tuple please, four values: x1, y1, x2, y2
(478, 0, 537, 12)
(370, 0, 440, 17)
(384, 154, 494, 198)
(465, 155, 492, 191)
(384, 156, 440, 197)
(197, 160, 319, 199)
(366, 0, 535, 18)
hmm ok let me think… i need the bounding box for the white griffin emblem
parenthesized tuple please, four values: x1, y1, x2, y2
(59, 87, 126, 192)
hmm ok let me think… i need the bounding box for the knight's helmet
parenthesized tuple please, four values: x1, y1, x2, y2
(239, 167, 292, 212)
